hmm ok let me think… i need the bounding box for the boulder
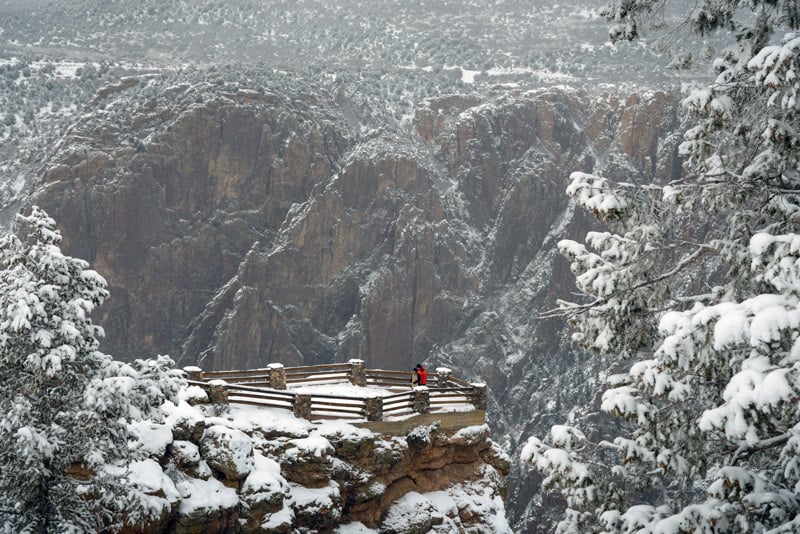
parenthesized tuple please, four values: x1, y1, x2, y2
(199, 425, 255, 482)
(171, 477, 240, 534)
(239, 454, 290, 531)
(279, 435, 334, 487)
(289, 481, 343, 531)
(167, 441, 212, 480)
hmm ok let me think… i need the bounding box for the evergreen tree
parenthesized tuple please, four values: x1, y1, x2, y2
(0, 207, 183, 533)
(524, 1, 800, 532)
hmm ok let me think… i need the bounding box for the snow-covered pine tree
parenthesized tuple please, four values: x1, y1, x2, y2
(0, 207, 184, 533)
(523, 1, 800, 532)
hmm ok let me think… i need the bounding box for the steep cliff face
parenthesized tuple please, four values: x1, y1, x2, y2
(29, 75, 682, 530)
(37, 85, 352, 365)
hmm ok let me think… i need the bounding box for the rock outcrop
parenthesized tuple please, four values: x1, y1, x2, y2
(27, 74, 683, 531)
(121, 386, 511, 533)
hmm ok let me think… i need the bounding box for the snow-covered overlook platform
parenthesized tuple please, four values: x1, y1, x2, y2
(184, 359, 487, 434)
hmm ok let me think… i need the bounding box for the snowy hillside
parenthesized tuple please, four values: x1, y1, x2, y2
(0, 0, 711, 225)
(2, 0, 704, 84)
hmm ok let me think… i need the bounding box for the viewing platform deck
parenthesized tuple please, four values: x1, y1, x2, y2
(184, 359, 487, 434)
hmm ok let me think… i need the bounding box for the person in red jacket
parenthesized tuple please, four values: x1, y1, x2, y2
(417, 363, 428, 385)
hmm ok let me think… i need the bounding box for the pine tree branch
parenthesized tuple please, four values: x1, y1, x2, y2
(539, 244, 716, 319)
(672, 292, 715, 304)
(729, 432, 791, 465)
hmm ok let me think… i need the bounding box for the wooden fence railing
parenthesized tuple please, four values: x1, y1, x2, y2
(183, 359, 486, 423)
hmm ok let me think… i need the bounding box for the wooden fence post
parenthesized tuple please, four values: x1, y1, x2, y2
(208, 379, 229, 414)
(268, 363, 286, 390)
(412, 387, 430, 414)
(183, 366, 203, 382)
(349, 359, 366, 387)
(469, 383, 487, 411)
(294, 393, 312, 419)
(436, 367, 452, 387)
(363, 396, 383, 421)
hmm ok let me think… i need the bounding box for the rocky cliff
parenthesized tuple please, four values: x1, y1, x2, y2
(26, 70, 683, 531)
(123, 385, 510, 533)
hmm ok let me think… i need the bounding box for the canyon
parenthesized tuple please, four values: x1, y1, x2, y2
(24, 70, 682, 530)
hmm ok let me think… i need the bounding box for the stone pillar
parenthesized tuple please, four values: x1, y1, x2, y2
(436, 367, 452, 387)
(412, 387, 430, 414)
(208, 379, 229, 414)
(183, 366, 203, 382)
(363, 396, 383, 421)
(469, 383, 487, 411)
(349, 359, 366, 387)
(268, 363, 286, 390)
(294, 394, 312, 419)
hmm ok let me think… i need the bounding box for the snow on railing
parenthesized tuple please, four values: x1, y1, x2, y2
(184, 360, 486, 423)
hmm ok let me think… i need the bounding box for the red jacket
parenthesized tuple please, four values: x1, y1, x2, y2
(418, 368, 428, 385)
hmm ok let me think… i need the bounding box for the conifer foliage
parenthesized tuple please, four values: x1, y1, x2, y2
(0, 207, 183, 532)
(525, 1, 800, 532)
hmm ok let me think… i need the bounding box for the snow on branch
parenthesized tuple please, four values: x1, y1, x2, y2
(566, 172, 630, 222)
